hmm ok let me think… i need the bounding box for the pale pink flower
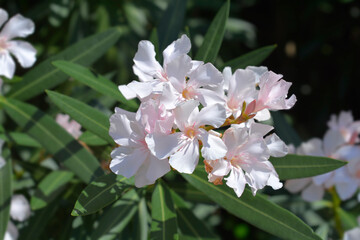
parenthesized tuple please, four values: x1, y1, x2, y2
(56, 114, 82, 139)
(254, 71, 297, 113)
(328, 111, 360, 144)
(109, 100, 172, 187)
(0, 9, 36, 79)
(146, 100, 227, 174)
(4, 221, 18, 240)
(204, 122, 285, 197)
(118, 35, 191, 101)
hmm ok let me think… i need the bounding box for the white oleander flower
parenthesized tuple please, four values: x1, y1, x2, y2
(0, 9, 36, 79)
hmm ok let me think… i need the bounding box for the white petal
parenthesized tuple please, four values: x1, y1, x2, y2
(228, 69, 256, 98)
(174, 100, 199, 130)
(166, 54, 192, 92)
(265, 134, 288, 157)
(127, 80, 154, 100)
(312, 172, 333, 186)
(109, 109, 134, 145)
(188, 63, 223, 88)
(196, 88, 225, 107)
(249, 122, 274, 136)
(211, 159, 231, 176)
(222, 66, 232, 92)
(0, 14, 34, 39)
(163, 34, 191, 65)
(246, 66, 268, 84)
(10, 194, 31, 222)
(134, 154, 170, 187)
(0, 51, 15, 79)
(118, 84, 137, 100)
(323, 129, 345, 156)
(0, 9, 8, 28)
(193, 103, 226, 128)
(133, 40, 162, 76)
(285, 178, 311, 193)
(169, 139, 199, 174)
(297, 138, 324, 156)
(198, 129, 227, 160)
(159, 83, 180, 110)
(145, 132, 183, 159)
(226, 168, 246, 197)
(335, 181, 358, 201)
(267, 173, 283, 190)
(254, 109, 271, 121)
(110, 147, 147, 178)
(8, 40, 36, 68)
(344, 227, 360, 240)
(301, 183, 324, 202)
(4, 221, 18, 240)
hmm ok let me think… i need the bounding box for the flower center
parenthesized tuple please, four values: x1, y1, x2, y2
(0, 37, 8, 52)
(184, 126, 197, 138)
(182, 86, 196, 100)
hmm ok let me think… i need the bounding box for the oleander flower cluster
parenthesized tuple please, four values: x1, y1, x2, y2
(109, 35, 296, 197)
(285, 111, 360, 201)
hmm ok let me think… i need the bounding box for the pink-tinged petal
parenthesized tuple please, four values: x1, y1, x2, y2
(109, 109, 135, 145)
(344, 227, 360, 240)
(246, 66, 268, 84)
(228, 69, 256, 100)
(118, 84, 137, 100)
(198, 129, 227, 160)
(297, 138, 324, 156)
(254, 109, 271, 121)
(222, 127, 248, 154)
(249, 122, 273, 136)
(265, 134, 288, 157)
(8, 40, 36, 68)
(133, 40, 162, 76)
(323, 129, 345, 156)
(110, 147, 148, 178)
(193, 103, 226, 128)
(196, 88, 226, 107)
(10, 194, 31, 222)
(0, 9, 8, 28)
(163, 34, 191, 65)
(246, 163, 272, 195)
(134, 155, 170, 187)
(115, 107, 136, 121)
(145, 132, 183, 159)
(222, 66, 232, 92)
(188, 63, 223, 88)
(166, 54, 192, 92)
(159, 83, 180, 110)
(0, 51, 15, 79)
(5, 221, 18, 240)
(0, 14, 34, 39)
(301, 183, 324, 202)
(56, 114, 82, 139)
(226, 168, 246, 197)
(335, 181, 358, 201)
(285, 178, 311, 193)
(174, 100, 199, 130)
(169, 139, 199, 174)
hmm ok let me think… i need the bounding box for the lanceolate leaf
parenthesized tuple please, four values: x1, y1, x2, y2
(150, 181, 178, 240)
(91, 189, 140, 240)
(0, 132, 41, 148)
(272, 112, 302, 146)
(0, 148, 12, 240)
(134, 196, 150, 240)
(79, 131, 108, 146)
(31, 170, 74, 210)
(7, 28, 123, 101)
(0, 97, 103, 183)
(195, 0, 230, 63)
(270, 154, 347, 180)
(157, 0, 187, 52)
(72, 173, 134, 216)
(51, 61, 138, 111)
(170, 190, 220, 240)
(221, 44, 277, 70)
(182, 167, 322, 240)
(46, 90, 114, 144)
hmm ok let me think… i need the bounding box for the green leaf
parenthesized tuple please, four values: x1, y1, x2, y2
(221, 44, 277, 70)
(182, 167, 322, 240)
(168, 182, 212, 204)
(150, 28, 160, 61)
(157, 0, 187, 52)
(7, 28, 123, 101)
(79, 131, 108, 146)
(91, 189, 140, 240)
(46, 90, 114, 144)
(31, 170, 74, 210)
(272, 112, 302, 146)
(150, 181, 178, 240)
(51, 61, 138, 111)
(72, 173, 134, 216)
(0, 148, 12, 240)
(337, 208, 358, 231)
(170, 190, 220, 240)
(0, 97, 103, 183)
(195, 0, 230, 63)
(134, 196, 150, 240)
(270, 154, 347, 180)
(0, 132, 41, 148)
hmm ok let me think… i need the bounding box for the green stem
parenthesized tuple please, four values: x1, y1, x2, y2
(329, 187, 344, 238)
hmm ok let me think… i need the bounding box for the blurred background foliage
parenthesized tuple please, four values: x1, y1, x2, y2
(1, 0, 359, 239)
